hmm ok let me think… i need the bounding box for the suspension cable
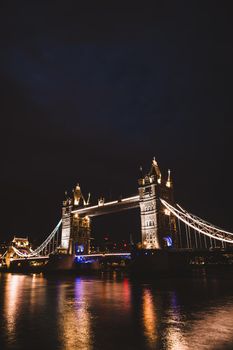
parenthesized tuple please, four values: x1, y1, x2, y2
(12, 219, 62, 258)
(161, 200, 233, 244)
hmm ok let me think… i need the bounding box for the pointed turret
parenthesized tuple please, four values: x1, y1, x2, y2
(139, 166, 143, 178)
(73, 183, 89, 207)
(149, 157, 162, 183)
(74, 183, 82, 206)
(138, 166, 145, 186)
(166, 169, 172, 188)
(63, 191, 69, 206)
(86, 192, 91, 205)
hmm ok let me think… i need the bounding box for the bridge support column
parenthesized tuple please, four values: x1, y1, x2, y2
(72, 214, 91, 254)
(138, 159, 177, 249)
(139, 177, 160, 249)
(61, 197, 73, 253)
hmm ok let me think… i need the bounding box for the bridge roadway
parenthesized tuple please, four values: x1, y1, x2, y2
(11, 252, 131, 262)
(72, 195, 140, 217)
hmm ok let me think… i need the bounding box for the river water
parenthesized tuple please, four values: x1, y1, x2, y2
(0, 271, 233, 350)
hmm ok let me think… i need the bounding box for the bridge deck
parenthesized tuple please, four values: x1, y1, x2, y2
(11, 252, 131, 261)
(72, 195, 140, 217)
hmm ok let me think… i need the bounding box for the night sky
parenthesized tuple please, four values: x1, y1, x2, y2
(1, 2, 233, 245)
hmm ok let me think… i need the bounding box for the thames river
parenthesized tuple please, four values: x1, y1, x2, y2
(1, 271, 233, 350)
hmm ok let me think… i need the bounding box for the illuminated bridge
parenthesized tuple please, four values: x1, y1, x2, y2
(3, 158, 233, 267)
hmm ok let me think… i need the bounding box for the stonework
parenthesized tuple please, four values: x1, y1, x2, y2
(72, 214, 91, 254)
(61, 187, 91, 254)
(138, 159, 177, 249)
(139, 181, 160, 249)
(61, 199, 72, 251)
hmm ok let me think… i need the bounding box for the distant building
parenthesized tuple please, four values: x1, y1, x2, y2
(12, 237, 30, 248)
(3, 237, 32, 268)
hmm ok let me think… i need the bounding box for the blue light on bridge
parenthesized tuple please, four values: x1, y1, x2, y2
(76, 244, 84, 254)
(164, 236, 173, 247)
(75, 256, 96, 264)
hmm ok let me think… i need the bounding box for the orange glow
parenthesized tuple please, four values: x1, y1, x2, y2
(142, 289, 157, 347)
(57, 279, 92, 350)
(4, 274, 26, 337)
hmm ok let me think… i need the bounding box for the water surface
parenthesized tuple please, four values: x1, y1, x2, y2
(1, 271, 233, 349)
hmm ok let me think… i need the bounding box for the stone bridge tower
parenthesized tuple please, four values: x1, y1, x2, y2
(138, 158, 177, 249)
(61, 194, 73, 253)
(61, 185, 91, 255)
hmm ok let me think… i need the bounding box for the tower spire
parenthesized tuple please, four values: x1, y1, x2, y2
(150, 157, 161, 180)
(74, 183, 82, 206)
(139, 166, 143, 178)
(86, 192, 91, 205)
(166, 169, 172, 188)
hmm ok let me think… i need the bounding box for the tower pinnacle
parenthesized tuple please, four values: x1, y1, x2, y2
(150, 157, 161, 180)
(166, 169, 172, 188)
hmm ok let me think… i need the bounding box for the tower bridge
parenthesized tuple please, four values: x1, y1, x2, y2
(3, 157, 233, 269)
(60, 158, 176, 254)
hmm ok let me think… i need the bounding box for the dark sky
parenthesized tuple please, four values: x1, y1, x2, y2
(0, 2, 233, 245)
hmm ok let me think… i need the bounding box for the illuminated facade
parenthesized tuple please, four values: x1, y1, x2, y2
(61, 197, 72, 251)
(4, 237, 32, 268)
(138, 158, 177, 249)
(61, 158, 177, 254)
(61, 185, 91, 254)
(12, 237, 30, 248)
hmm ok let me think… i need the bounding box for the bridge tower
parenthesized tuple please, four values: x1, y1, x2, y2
(61, 194, 73, 253)
(72, 213, 91, 254)
(138, 158, 177, 249)
(61, 185, 91, 255)
(72, 184, 91, 254)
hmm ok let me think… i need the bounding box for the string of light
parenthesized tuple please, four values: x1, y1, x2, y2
(12, 219, 62, 258)
(161, 199, 233, 244)
(176, 203, 233, 236)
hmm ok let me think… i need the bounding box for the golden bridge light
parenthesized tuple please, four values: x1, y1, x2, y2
(57, 278, 92, 350)
(4, 274, 26, 337)
(142, 288, 157, 347)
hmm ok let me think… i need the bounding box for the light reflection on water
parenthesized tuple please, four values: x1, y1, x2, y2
(57, 278, 92, 350)
(1, 272, 233, 349)
(4, 274, 25, 340)
(142, 288, 157, 347)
